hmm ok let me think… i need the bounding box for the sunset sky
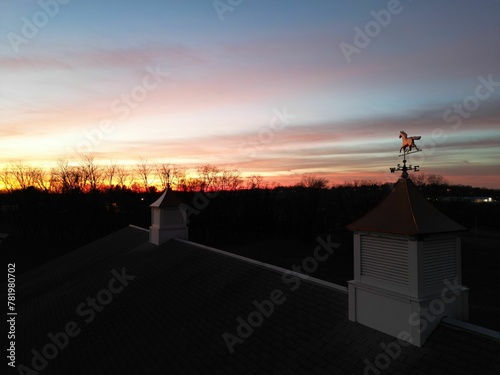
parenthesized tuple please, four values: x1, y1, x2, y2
(1, 0, 500, 188)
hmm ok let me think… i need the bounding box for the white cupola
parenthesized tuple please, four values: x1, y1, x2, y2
(347, 177, 469, 347)
(149, 188, 188, 245)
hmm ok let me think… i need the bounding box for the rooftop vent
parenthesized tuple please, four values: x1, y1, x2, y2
(347, 178, 469, 347)
(149, 189, 188, 245)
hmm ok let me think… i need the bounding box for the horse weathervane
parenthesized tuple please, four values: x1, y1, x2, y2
(390, 130, 422, 178)
(399, 130, 421, 154)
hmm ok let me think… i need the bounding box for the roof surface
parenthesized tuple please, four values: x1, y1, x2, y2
(12, 226, 500, 374)
(347, 178, 467, 236)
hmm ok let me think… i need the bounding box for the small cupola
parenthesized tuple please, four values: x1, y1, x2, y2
(347, 177, 469, 347)
(149, 188, 188, 245)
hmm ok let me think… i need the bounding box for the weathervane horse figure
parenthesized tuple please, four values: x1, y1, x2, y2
(399, 130, 421, 153)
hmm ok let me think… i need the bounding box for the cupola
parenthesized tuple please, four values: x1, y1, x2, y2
(347, 177, 468, 347)
(149, 188, 188, 245)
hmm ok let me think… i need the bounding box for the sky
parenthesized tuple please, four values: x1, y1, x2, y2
(1, 0, 500, 188)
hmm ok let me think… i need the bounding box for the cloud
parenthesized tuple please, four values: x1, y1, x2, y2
(2, 9, 499, 189)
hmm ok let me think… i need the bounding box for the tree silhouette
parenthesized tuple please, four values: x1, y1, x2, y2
(297, 174, 329, 189)
(136, 158, 152, 192)
(155, 163, 172, 190)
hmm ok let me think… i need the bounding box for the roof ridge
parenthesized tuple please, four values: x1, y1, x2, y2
(442, 317, 500, 342)
(173, 238, 348, 294)
(128, 224, 149, 232)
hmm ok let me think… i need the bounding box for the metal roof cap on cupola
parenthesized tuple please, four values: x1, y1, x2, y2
(346, 133, 469, 348)
(347, 178, 466, 236)
(149, 188, 188, 245)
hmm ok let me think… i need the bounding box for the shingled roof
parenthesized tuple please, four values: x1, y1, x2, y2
(347, 178, 467, 236)
(13, 226, 500, 374)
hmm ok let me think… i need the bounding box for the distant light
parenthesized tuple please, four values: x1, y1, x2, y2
(141, 198, 144, 201)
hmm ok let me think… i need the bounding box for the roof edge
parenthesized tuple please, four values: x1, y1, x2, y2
(441, 317, 500, 342)
(128, 224, 149, 233)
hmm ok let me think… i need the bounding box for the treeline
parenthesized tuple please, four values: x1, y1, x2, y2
(185, 184, 391, 244)
(187, 181, 500, 245)
(0, 157, 269, 193)
(1, 173, 498, 248)
(0, 182, 389, 245)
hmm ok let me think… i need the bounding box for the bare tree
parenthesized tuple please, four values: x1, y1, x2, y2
(80, 155, 103, 191)
(54, 160, 70, 192)
(411, 173, 426, 187)
(104, 160, 118, 188)
(155, 163, 172, 190)
(48, 168, 60, 193)
(219, 168, 230, 191)
(136, 158, 152, 192)
(197, 164, 220, 192)
(11, 162, 29, 189)
(0, 168, 14, 191)
(172, 165, 187, 191)
(298, 174, 329, 189)
(115, 165, 129, 188)
(426, 174, 447, 186)
(220, 168, 242, 191)
(246, 174, 263, 189)
(1, 162, 63, 191)
(54, 159, 86, 192)
(28, 166, 47, 191)
(412, 173, 447, 187)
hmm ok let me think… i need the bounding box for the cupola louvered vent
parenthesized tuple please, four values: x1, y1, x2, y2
(360, 236, 408, 286)
(423, 238, 456, 288)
